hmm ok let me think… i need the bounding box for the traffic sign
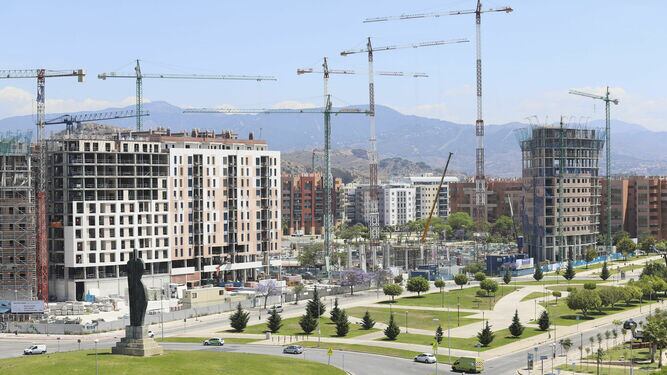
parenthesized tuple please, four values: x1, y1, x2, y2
(327, 347, 333, 357)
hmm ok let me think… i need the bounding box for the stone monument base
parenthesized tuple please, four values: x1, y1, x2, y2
(112, 325, 164, 356)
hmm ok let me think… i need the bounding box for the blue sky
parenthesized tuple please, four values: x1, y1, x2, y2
(1, 1, 665, 129)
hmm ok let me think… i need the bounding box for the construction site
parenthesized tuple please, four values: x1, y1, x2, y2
(0, 131, 36, 301)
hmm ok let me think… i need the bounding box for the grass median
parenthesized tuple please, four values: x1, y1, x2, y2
(375, 327, 544, 352)
(383, 285, 518, 310)
(238, 315, 379, 338)
(347, 306, 478, 331)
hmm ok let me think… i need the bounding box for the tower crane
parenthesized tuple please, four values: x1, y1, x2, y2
(0, 68, 86, 301)
(365, 0, 513, 247)
(298, 57, 430, 271)
(98, 60, 276, 131)
(569, 87, 619, 258)
(340, 37, 468, 270)
(44, 110, 148, 137)
(184, 97, 370, 276)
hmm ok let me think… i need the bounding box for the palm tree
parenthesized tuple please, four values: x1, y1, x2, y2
(597, 333, 603, 349)
(612, 329, 618, 347)
(605, 330, 612, 351)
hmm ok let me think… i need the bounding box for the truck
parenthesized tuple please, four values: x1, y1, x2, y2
(452, 356, 484, 373)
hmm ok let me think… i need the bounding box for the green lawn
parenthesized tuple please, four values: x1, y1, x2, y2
(536, 298, 656, 326)
(521, 292, 547, 302)
(386, 286, 518, 310)
(157, 337, 260, 344)
(0, 349, 345, 375)
(296, 341, 454, 364)
(346, 306, 478, 331)
(558, 344, 658, 374)
(376, 327, 544, 352)
(239, 315, 378, 338)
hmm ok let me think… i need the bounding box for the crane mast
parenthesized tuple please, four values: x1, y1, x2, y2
(184, 104, 371, 276)
(363, 0, 512, 260)
(0, 68, 85, 302)
(569, 87, 619, 258)
(341, 37, 468, 270)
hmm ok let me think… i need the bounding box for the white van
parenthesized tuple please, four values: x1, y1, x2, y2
(24, 344, 47, 355)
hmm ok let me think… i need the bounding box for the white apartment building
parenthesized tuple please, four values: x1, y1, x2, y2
(47, 129, 281, 301)
(380, 183, 416, 227)
(406, 174, 459, 220)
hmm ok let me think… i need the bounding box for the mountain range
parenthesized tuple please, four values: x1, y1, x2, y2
(1, 101, 666, 177)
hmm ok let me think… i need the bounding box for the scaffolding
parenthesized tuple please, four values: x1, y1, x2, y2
(0, 131, 36, 300)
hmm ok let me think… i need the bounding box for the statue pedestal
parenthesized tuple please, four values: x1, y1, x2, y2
(112, 325, 163, 356)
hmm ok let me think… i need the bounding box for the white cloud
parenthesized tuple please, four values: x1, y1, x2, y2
(0, 86, 138, 119)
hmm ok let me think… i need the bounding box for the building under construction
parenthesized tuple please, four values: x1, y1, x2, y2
(0, 131, 36, 300)
(519, 125, 604, 263)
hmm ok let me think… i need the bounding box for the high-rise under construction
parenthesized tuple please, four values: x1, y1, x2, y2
(0, 131, 36, 300)
(519, 125, 604, 263)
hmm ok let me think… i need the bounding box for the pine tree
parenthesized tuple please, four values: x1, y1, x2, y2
(230, 303, 250, 332)
(503, 268, 512, 285)
(538, 310, 551, 331)
(306, 287, 326, 317)
(533, 265, 544, 281)
(384, 314, 401, 340)
(335, 310, 350, 337)
(267, 307, 283, 333)
(600, 261, 611, 281)
(330, 297, 341, 324)
(435, 325, 444, 344)
(508, 310, 525, 337)
(477, 322, 495, 347)
(563, 260, 576, 281)
(361, 310, 375, 330)
(298, 313, 318, 335)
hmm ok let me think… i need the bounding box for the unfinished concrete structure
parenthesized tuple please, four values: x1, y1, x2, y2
(519, 125, 604, 263)
(0, 131, 36, 300)
(46, 128, 280, 301)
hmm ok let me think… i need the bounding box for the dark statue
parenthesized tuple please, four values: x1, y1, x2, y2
(127, 249, 147, 327)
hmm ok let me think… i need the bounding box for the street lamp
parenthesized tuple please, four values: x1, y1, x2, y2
(457, 295, 460, 327)
(551, 343, 556, 373)
(405, 311, 409, 334)
(475, 342, 482, 358)
(57, 337, 60, 352)
(94, 339, 99, 375)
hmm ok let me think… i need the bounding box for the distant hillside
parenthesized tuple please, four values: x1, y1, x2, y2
(2, 101, 667, 177)
(282, 149, 444, 183)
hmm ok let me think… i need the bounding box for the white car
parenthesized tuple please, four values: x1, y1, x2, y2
(414, 353, 436, 364)
(283, 345, 304, 354)
(24, 344, 47, 355)
(271, 305, 284, 313)
(203, 337, 224, 346)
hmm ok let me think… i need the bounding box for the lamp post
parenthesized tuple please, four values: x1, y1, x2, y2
(457, 295, 460, 327)
(551, 343, 556, 373)
(94, 339, 99, 375)
(475, 342, 482, 358)
(160, 288, 165, 340)
(57, 337, 60, 352)
(405, 311, 408, 334)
